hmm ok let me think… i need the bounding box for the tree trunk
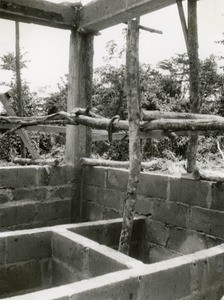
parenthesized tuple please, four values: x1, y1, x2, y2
(15, 21, 26, 158)
(118, 19, 142, 255)
(187, 0, 200, 172)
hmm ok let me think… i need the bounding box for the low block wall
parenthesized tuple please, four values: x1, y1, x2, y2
(0, 165, 74, 231)
(82, 166, 224, 262)
(3, 220, 224, 300)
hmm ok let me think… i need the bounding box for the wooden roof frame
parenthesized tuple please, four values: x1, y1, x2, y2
(0, 0, 183, 30)
(0, 0, 81, 29)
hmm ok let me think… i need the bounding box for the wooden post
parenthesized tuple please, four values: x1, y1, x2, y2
(186, 0, 200, 172)
(65, 30, 94, 221)
(15, 21, 26, 157)
(118, 18, 142, 255)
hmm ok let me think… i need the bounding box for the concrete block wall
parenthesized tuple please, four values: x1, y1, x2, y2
(3, 220, 224, 300)
(0, 223, 133, 299)
(0, 166, 74, 231)
(0, 230, 52, 298)
(82, 166, 224, 262)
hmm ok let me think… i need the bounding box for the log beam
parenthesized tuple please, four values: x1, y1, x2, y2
(80, 158, 158, 169)
(0, 0, 81, 29)
(79, 0, 180, 31)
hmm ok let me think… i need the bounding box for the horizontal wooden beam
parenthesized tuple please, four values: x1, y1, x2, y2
(80, 157, 159, 169)
(79, 0, 180, 31)
(0, 0, 81, 29)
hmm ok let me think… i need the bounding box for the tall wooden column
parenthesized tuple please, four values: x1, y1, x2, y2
(186, 0, 200, 172)
(66, 30, 94, 221)
(118, 19, 142, 255)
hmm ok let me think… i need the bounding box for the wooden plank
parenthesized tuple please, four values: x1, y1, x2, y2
(79, 0, 179, 31)
(65, 30, 94, 221)
(0, 0, 81, 29)
(0, 93, 39, 159)
(118, 19, 141, 255)
(186, 0, 200, 172)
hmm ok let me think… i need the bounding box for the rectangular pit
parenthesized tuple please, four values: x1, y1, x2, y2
(1, 220, 224, 300)
(0, 227, 129, 299)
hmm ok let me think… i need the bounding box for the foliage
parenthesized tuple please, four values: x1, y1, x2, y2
(42, 39, 224, 162)
(1, 37, 223, 164)
(44, 75, 68, 115)
(0, 51, 55, 159)
(0, 51, 29, 72)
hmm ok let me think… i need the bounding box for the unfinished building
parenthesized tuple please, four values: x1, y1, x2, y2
(0, 0, 224, 299)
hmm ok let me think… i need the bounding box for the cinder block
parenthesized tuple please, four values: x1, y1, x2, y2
(103, 208, 122, 220)
(137, 173, 168, 199)
(49, 185, 73, 200)
(190, 251, 224, 296)
(211, 182, 224, 211)
(139, 262, 191, 300)
(82, 185, 96, 202)
(82, 201, 105, 221)
(135, 195, 153, 215)
(189, 207, 210, 235)
(144, 218, 169, 247)
(169, 177, 210, 207)
(96, 187, 124, 210)
(0, 203, 36, 228)
(107, 168, 129, 191)
(0, 260, 42, 297)
(47, 166, 75, 186)
(6, 232, 52, 264)
(12, 187, 48, 202)
(189, 207, 224, 239)
(148, 242, 182, 263)
(0, 238, 6, 265)
(0, 189, 13, 203)
(72, 225, 107, 245)
(43, 218, 71, 227)
(0, 167, 39, 188)
(36, 200, 71, 223)
(167, 227, 208, 254)
(152, 199, 189, 228)
(82, 167, 107, 187)
(52, 258, 84, 287)
(52, 233, 84, 272)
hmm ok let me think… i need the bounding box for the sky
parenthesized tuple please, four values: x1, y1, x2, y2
(0, 0, 223, 95)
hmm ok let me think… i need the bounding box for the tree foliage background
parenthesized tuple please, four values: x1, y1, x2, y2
(0, 37, 223, 165)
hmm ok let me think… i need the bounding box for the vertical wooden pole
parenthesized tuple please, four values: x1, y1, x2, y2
(118, 19, 142, 255)
(186, 0, 200, 172)
(15, 21, 25, 158)
(65, 30, 94, 221)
